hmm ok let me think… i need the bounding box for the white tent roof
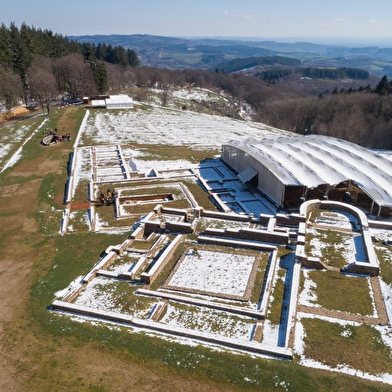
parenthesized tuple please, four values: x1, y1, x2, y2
(226, 135, 392, 208)
(91, 99, 106, 107)
(105, 95, 133, 106)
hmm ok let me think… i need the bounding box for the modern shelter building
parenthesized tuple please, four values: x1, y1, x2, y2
(221, 135, 392, 217)
(91, 95, 134, 109)
(105, 95, 134, 109)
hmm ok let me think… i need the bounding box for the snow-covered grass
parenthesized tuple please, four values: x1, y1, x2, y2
(167, 249, 255, 297)
(74, 277, 155, 318)
(306, 226, 366, 267)
(0, 118, 47, 172)
(161, 303, 255, 341)
(295, 314, 392, 385)
(80, 106, 291, 150)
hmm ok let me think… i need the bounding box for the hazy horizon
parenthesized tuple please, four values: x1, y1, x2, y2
(3, 0, 392, 48)
(68, 33, 392, 49)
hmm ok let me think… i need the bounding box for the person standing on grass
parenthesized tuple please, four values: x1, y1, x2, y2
(100, 192, 105, 205)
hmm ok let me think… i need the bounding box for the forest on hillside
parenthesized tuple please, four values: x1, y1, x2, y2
(1, 23, 392, 149)
(0, 23, 139, 113)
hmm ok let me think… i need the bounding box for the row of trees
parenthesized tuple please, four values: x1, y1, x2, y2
(80, 42, 139, 68)
(214, 56, 301, 73)
(302, 67, 369, 80)
(257, 66, 370, 84)
(257, 93, 392, 148)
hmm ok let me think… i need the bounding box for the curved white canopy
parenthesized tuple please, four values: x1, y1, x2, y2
(225, 135, 392, 208)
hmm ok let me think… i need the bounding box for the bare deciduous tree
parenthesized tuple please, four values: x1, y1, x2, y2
(0, 66, 23, 110)
(106, 63, 123, 94)
(27, 56, 57, 115)
(53, 53, 96, 98)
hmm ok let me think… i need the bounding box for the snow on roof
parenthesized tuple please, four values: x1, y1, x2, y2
(91, 99, 106, 107)
(106, 94, 133, 103)
(226, 135, 392, 207)
(91, 95, 133, 109)
(105, 95, 133, 105)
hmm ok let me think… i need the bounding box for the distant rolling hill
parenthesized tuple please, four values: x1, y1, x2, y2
(69, 34, 392, 77)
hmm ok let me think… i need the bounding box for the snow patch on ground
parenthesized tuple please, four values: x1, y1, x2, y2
(80, 106, 291, 149)
(298, 269, 321, 307)
(168, 249, 255, 297)
(1, 119, 47, 172)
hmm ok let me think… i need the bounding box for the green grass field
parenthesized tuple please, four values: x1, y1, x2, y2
(0, 106, 391, 391)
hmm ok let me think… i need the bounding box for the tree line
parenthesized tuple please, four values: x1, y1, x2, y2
(129, 67, 392, 149)
(0, 23, 139, 112)
(1, 23, 392, 149)
(302, 67, 369, 80)
(257, 67, 370, 83)
(214, 56, 301, 74)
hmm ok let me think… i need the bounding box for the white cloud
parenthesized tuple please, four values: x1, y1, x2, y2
(223, 10, 251, 19)
(370, 19, 383, 27)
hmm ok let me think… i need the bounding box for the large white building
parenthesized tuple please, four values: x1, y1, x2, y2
(91, 95, 134, 109)
(221, 135, 392, 217)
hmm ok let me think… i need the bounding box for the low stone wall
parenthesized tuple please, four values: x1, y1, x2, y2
(259, 213, 274, 226)
(120, 193, 173, 202)
(198, 235, 277, 251)
(61, 281, 86, 302)
(342, 261, 380, 275)
(299, 199, 379, 276)
(141, 234, 183, 284)
(137, 288, 263, 319)
(285, 260, 302, 348)
(117, 144, 131, 179)
(50, 300, 293, 359)
(201, 209, 251, 222)
(59, 207, 71, 234)
(161, 206, 189, 221)
(299, 200, 322, 216)
(82, 250, 118, 283)
(128, 256, 149, 280)
(143, 221, 162, 237)
(179, 183, 198, 208)
(204, 227, 288, 244)
(276, 213, 306, 227)
(130, 225, 144, 239)
(368, 219, 392, 230)
(258, 250, 278, 316)
(118, 238, 133, 253)
(209, 192, 231, 212)
(165, 221, 194, 234)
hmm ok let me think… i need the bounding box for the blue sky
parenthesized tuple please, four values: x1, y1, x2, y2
(3, 0, 392, 45)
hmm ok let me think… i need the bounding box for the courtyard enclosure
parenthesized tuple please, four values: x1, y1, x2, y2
(221, 135, 392, 216)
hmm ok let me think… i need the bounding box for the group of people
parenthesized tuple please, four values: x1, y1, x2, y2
(56, 133, 72, 142)
(44, 128, 72, 143)
(99, 189, 118, 206)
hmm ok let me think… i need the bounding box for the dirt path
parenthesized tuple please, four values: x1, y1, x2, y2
(0, 106, 84, 390)
(0, 158, 59, 390)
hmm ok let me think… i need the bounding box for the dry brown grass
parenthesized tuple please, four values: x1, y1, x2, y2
(302, 318, 392, 375)
(1, 106, 391, 392)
